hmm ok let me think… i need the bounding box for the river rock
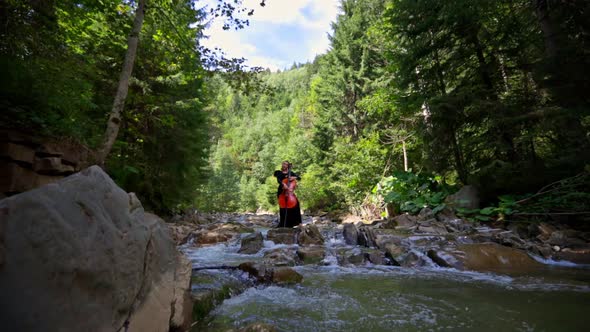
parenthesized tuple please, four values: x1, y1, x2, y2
(193, 222, 254, 246)
(398, 251, 430, 267)
(417, 222, 448, 235)
(237, 263, 302, 284)
(528, 243, 553, 258)
(194, 230, 234, 246)
(237, 323, 278, 332)
(267, 228, 298, 245)
(382, 242, 406, 263)
(442, 217, 472, 233)
(393, 213, 418, 228)
(536, 222, 557, 241)
(492, 231, 527, 249)
(358, 226, 377, 247)
(553, 247, 590, 264)
(365, 249, 389, 265)
(336, 248, 366, 266)
(263, 247, 299, 266)
(168, 224, 194, 245)
(546, 230, 588, 248)
(427, 243, 541, 272)
(238, 232, 264, 254)
(298, 224, 324, 246)
(417, 207, 435, 221)
(427, 249, 463, 268)
(244, 214, 275, 227)
(0, 166, 192, 332)
(343, 223, 359, 245)
(435, 207, 458, 223)
(271, 267, 303, 284)
(297, 246, 325, 264)
(374, 232, 404, 250)
(445, 185, 480, 210)
(238, 262, 268, 282)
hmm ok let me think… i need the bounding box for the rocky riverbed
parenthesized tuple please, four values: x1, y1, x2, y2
(169, 210, 590, 331)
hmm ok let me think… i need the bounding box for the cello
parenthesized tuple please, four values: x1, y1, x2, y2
(278, 168, 298, 209)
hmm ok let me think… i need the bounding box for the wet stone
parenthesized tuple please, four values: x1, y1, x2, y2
(237, 322, 278, 332)
(392, 213, 418, 228)
(364, 249, 388, 265)
(271, 267, 303, 284)
(298, 224, 324, 246)
(297, 246, 325, 265)
(358, 226, 377, 248)
(238, 232, 264, 254)
(266, 228, 298, 245)
(336, 248, 366, 266)
(263, 248, 299, 266)
(398, 251, 430, 267)
(343, 223, 359, 245)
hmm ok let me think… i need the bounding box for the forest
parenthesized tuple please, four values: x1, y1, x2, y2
(2, 0, 589, 222)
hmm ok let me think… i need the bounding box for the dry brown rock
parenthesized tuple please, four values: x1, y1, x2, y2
(0, 142, 35, 164)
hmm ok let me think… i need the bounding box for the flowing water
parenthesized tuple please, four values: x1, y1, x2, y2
(183, 224, 590, 332)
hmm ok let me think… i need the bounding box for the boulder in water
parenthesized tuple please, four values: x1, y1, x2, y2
(0, 166, 192, 331)
(237, 322, 278, 332)
(267, 228, 298, 245)
(263, 247, 299, 266)
(343, 223, 359, 245)
(553, 247, 590, 264)
(358, 226, 377, 248)
(391, 213, 418, 228)
(428, 243, 542, 272)
(445, 185, 480, 210)
(297, 224, 324, 246)
(237, 262, 302, 284)
(297, 245, 325, 264)
(271, 267, 303, 284)
(238, 232, 264, 254)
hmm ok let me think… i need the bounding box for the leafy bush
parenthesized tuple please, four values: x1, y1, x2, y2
(378, 171, 456, 215)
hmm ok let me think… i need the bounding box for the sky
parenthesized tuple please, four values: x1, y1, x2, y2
(200, 0, 341, 72)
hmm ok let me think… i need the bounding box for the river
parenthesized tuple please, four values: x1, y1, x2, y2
(183, 222, 590, 331)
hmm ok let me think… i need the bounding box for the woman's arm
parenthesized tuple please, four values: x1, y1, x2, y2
(274, 170, 283, 184)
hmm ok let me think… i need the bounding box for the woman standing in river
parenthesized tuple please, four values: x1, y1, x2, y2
(273, 161, 302, 227)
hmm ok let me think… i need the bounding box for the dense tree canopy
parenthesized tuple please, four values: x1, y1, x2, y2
(2, 0, 588, 219)
(198, 0, 589, 220)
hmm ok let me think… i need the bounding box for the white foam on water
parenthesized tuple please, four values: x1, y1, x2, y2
(530, 255, 590, 268)
(182, 240, 262, 267)
(320, 253, 339, 266)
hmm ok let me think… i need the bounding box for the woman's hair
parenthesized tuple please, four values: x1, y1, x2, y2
(282, 160, 292, 168)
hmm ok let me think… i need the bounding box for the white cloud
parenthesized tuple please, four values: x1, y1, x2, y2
(200, 0, 340, 70)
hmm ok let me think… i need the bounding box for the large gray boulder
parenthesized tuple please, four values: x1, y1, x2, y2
(445, 185, 480, 210)
(0, 166, 192, 332)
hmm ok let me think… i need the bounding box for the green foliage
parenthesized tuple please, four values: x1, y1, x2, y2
(457, 172, 590, 223)
(456, 195, 518, 222)
(329, 134, 388, 207)
(1, 0, 217, 214)
(379, 171, 456, 215)
(7, 0, 587, 218)
(297, 164, 335, 212)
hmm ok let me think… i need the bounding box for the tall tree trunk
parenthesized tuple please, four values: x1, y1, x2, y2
(97, 0, 146, 165)
(402, 140, 408, 171)
(470, 31, 494, 92)
(535, 0, 557, 59)
(450, 128, 468, 184)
